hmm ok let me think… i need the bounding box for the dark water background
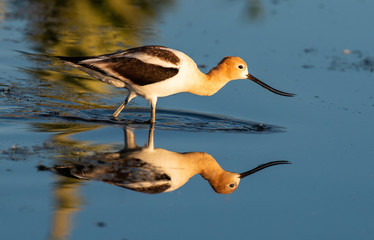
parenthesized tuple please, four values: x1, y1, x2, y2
(1, 0, 374, 239)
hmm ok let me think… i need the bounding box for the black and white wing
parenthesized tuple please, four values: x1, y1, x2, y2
(58, 46, 181, 87)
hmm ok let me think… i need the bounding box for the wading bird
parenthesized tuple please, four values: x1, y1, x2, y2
(41, 126, 290, 194)
(58, 45, 294, 123)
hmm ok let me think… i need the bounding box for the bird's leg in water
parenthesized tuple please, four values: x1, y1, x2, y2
(112, 92, 136, 118)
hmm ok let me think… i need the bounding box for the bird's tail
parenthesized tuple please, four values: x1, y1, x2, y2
(55, 56, 93, 64)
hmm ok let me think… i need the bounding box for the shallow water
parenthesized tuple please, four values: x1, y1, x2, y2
(1, 0, 374, 240)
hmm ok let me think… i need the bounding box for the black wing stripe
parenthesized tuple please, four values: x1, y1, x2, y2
(99, 57, 179, 86)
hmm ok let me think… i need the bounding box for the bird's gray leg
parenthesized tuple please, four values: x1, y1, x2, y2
(145, 124, 155, 150)
(112, 92, 136, 118)
(124, 127, 137, 150)
(149, 98, 157, 123)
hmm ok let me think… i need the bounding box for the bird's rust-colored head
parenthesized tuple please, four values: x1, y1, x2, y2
(209, 171, 241, 194)
(209, 160, 291, 194)
(214, 56, 295, 97)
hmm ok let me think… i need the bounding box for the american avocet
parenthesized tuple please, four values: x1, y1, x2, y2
(43, 127, 290, 194)
(58, 45, 295, 123)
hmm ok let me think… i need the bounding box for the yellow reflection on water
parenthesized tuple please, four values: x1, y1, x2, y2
(33, 122, 114, 158)
(10, 0, 174, 55)
(0, 1, 4, 23)
(6, 0, 175, 109)
(49, 176, 82, 240)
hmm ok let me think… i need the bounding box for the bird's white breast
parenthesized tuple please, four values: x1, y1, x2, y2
(126, 148, 197, 192)
(132, 49, 199, 98)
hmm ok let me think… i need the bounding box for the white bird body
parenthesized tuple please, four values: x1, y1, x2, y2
(121, 148, 203, 192)
(128, 54, 198, 99)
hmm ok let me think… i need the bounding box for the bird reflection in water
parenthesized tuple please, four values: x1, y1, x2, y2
(43, 126, 290, 194)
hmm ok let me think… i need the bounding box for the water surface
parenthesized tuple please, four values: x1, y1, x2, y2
(1, 0, 374, 240)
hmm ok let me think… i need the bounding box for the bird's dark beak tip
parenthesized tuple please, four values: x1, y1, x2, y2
(286, 92, 296, 97)
(247, 74, 295, 97)
(239, 160, 291, 179)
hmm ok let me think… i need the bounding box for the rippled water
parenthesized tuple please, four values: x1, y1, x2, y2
(1, 0, 374, 240)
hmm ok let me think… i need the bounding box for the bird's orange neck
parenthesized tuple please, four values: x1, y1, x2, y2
(188, 152, 225, 176)
(188, 152, 239, 194)
(187, 152, 232, 183)
(187, 66, 233, 96)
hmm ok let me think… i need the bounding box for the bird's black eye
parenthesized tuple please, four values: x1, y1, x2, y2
(229, 183, 235, 188)
(238, 65, 244, 70)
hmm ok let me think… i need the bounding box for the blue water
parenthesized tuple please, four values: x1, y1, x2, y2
(1, 0, 374, 240)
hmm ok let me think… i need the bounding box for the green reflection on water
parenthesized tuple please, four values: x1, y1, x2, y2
(32, 122, 114, 159)
(48, 176, 83, 240)
(8, 0, 174, 55)
(3, 0, 175, 113)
